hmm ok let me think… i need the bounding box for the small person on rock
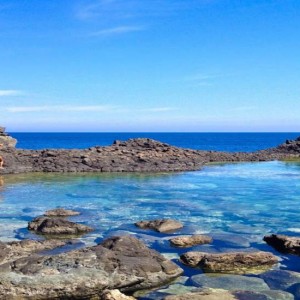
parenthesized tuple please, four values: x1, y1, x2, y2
(0, 144, 4, 168)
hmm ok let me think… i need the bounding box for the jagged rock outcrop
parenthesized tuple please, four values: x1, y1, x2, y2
(180, 251, 278, 274)
(264, 234, 300, 255)
(0, 128, 299, 175)
(0, 236, 183, 299)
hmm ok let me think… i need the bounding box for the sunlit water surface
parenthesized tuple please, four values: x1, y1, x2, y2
(1, 161, 300, 298)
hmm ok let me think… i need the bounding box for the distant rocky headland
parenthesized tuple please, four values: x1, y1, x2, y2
(0, 127, 299, 175)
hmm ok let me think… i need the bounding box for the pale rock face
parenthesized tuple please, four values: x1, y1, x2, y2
(0, 127, 17, 148)
(101, 289, 136, 300)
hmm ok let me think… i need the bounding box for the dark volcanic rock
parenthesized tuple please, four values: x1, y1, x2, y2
(180, 251, 278, 274)
(169, 235, 212, 248)
(28, 216, 93, 235)
(44, 208, 80, 217)
(0, 133, 299, 175)
(0, 236, 183, 299)
(264, 234, 300, 255)
(135, 219, 183, 233)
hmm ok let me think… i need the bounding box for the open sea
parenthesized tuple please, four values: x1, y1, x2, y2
(1, 132, 300, 299)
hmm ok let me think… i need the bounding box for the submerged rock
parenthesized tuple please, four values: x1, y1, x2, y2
(0, 236, 183, 299)
(44, 208, 80, 217)
(233, 290, 294, 300)
(163, 289, 236, 300)
(28, 216, 93, 235)
(191, 274, 270, 291)
(169, 235, 212, 248)
(180, 251, 278, 274)
(135, 219, 183, 233)
(264, 234, 300, 255)
(260, 269, 300, 290)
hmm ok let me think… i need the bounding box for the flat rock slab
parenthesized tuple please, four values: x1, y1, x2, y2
(135, 219, 183, 233)
(191, 274, 270, 291)
(28, 216, 93, 235)
(180, 251, 278, 274)
(233, 290, 294, 300)
(0, 236, 183, 299)
(264, 234, 300, 255)
(44, 208, 80, 217)
(260, 269, 300, 290)
(163, 289, 294, 300)
(169, 235, 212, 248)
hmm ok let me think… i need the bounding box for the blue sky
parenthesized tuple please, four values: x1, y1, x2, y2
(0, 0, 299, 132)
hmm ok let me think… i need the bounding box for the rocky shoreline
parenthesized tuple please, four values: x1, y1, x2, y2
(0, 127, 299, 175)
(1, 210, 299, 299)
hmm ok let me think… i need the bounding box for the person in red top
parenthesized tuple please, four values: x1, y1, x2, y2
(0, 144, 4, 168)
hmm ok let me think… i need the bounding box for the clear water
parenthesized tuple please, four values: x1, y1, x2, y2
(11, 132, 300, 152)
(1, 161, 300, 297)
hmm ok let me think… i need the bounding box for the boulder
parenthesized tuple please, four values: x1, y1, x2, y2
(135, 219, 183, 233)
(180, 251, 278, 274)
(0, 236, 183, 299)
(169, 235, 212, 247)
(44, 208, 80, 217)
(264, 234, 300, 255)
(28, 216, 93, 235)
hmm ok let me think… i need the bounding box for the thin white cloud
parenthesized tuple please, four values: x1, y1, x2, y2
(90, 25, 144, 37)
(76, 0, 207, 21)
(6, 105, 117, 113)
(141, 107, 177, 112)
(0, 90, 23, 97)
(6, 105, 177, 114)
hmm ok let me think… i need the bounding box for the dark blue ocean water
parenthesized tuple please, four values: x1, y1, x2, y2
(11, 132, 300, 152)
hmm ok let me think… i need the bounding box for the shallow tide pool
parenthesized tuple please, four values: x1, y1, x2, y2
(1, 161, 300, 298)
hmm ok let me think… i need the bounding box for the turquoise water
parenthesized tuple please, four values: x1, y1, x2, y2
(1, 161, 300, 297)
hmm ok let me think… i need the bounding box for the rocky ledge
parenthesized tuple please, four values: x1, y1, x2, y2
(0, 128, 299, 174)
(0, 235, 183, 299)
